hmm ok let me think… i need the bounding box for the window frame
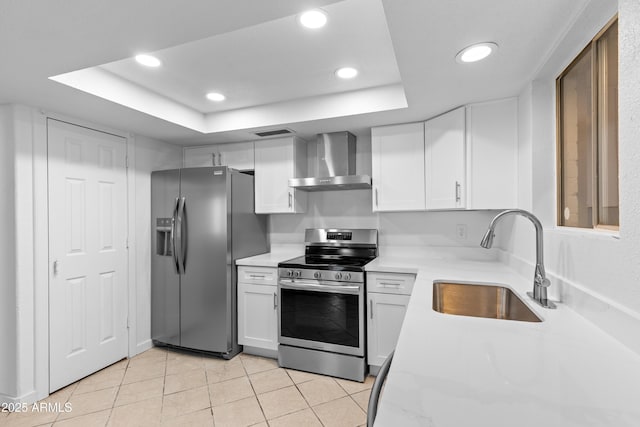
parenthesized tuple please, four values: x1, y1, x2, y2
(556, 15, 619, 231)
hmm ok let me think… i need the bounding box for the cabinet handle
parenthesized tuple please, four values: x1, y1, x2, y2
(375, 188, 379, 207)
(455, 181, 461, 203)
(288, 192, 292, 208)
(218, 152, 222, 165)
(211, 153, 216, 166)
(273, 293, 278, 310)
(249, 274, 265, 279)
(370, 299, 373, 319)
(379, 282, 401, 287)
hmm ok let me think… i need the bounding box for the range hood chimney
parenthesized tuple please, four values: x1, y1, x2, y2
(289, 132, 371, 191)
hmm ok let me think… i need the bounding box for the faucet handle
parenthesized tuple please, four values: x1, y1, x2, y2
(540, 277, 551, 288)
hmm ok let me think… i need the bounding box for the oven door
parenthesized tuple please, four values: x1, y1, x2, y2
(278, 278, 364, 357)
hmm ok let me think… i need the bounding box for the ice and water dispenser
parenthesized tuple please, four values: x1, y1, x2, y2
(156, 218, 173, 256)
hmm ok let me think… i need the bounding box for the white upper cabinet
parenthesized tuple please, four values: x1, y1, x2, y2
(184, 141, 255, 170)
(371, 122, 426, 212)
(425, 107, 466, 209)
(254, 136, 307, 214)
(466, 98, 518, 209)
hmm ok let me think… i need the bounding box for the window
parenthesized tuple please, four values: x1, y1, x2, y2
(557, 17, 618, 230)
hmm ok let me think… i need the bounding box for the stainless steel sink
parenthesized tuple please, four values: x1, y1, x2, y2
(432, 281, 542, 322)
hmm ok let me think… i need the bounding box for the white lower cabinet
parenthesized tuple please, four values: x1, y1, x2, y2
(237, 267, 278, 351)
(367, 272, 416, 369)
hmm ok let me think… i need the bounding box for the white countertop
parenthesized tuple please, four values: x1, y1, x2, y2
(235, 249, 302, 267)
(373, 256, 640, 426)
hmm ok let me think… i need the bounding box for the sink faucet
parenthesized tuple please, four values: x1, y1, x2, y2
(480, 209, 556, 309)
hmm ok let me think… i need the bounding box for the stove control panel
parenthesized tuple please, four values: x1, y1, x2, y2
(284, 270, 302, 278)
(278, 268, 363, 283)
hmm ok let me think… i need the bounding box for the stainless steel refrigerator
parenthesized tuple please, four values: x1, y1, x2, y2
(151, 166, 268, 358)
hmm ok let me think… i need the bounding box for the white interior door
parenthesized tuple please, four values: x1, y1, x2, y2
(48, 119, 128, 392)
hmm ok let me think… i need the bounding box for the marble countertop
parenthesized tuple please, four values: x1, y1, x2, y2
(373, 256, 640, 426)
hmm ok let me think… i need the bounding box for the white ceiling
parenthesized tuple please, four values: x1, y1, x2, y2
(0, 0, 588, 145)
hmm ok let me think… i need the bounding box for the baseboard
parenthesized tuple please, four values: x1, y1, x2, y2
(499, 250, 640, 356)
(0, 390, 38, 406)
(134, 339, 153, 357)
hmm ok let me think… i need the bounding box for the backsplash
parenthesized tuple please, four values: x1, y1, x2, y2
(268, 189, 500, 249)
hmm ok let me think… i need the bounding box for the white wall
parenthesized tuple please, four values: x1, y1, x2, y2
(0, 106, 18, 401)
(500, 0, 640, 354)
(132, 136, 183, 352)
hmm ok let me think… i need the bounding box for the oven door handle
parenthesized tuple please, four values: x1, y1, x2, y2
(279, 281, 360, 294)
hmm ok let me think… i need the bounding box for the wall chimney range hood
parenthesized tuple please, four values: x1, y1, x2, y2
(288, 132, 372, 192)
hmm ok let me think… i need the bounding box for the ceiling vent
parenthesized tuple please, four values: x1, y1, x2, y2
(254, 128, 294, 138)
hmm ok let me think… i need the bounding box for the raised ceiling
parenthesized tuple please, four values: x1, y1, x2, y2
(0, 0, 588, 145)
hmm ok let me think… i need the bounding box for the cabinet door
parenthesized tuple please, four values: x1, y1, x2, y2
(238, 283, 278, 350)
(367, 293, 410, 367)
(425, 107, 466, 209)
(371, 123, 426, 212)
(254, 137, 307, 213)
(184, 142, 254, 170)
(466, 98, 518, 209)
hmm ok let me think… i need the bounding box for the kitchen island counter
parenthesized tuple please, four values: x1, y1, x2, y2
(372, 256, 640, 426)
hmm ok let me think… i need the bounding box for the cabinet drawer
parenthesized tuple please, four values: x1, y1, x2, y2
(367, 272, 416, 295)
(238, 266, 277, 285)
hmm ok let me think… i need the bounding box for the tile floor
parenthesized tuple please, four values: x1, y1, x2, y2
(2, 348, 374, 427)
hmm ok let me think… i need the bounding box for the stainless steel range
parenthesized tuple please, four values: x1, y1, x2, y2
(277, 228, 378, 382)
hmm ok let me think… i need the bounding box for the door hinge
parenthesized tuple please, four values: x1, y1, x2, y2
(125, 156, 129, 168)
(126, 316, 130, 329)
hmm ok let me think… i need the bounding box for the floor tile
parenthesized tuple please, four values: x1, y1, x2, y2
(160, 408, 214, 427)
(121, 360, 166, 384)
(161, 385, 210, 419)
(109, 359, 129, 371)
(205, 362, 246, 384)
(249, 368, 293, 395)
(4, 407, 60, 427)
(114, 377, 164, 407)
(212, 396, 265, 427)
(73, 367, 125, 395)
(164, 369, 206, 395)
(298, 377, 347, 406)
(256, 385, 308, 420)
(335, 375, 375, 395)
(57, 387, 118, 421)
(285, 369, 326, 384)
(208, 376, 255, 407)
(240, 355, 278, 375)
(268, 408, 323, 427)
(202, 355, 242, 371)
(127, 353, 166, 369)
(52, 409, 110, 427)
(313, 396, 366, 427)
(165, 356, 204, 376)
(107, 396, 162, 427)
(350, 389, 371, 413)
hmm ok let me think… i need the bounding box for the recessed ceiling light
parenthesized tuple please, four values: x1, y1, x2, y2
(135, 54, 161, 67)
(455, 42, 498, 63)
(299, 9, 328, 29)
(335, 67, 358, 79)
(206, 92, 226, 102)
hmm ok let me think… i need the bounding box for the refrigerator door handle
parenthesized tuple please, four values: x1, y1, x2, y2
(177, 196, 187, 274)
(171, 197, 180, 274)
